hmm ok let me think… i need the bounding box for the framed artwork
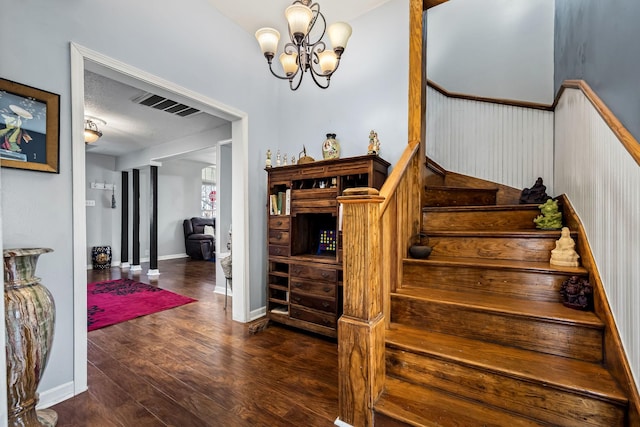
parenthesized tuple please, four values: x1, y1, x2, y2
(0, 78, 60, 173)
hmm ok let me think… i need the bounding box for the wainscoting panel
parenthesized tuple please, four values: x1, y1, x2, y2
(426, 86, 555, 193)
(555, 88, 640, 386)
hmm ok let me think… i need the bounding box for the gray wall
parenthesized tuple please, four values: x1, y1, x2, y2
(85, 153, 120, 266)
(555, 0, 640, 143)
(157, 159, 206, 258)
(218, 144, 232, 251)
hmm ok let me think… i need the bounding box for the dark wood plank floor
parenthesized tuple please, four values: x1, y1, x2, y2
(51, 258, 339, 426)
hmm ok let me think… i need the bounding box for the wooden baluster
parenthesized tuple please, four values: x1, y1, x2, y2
(337, 188, 385, 427)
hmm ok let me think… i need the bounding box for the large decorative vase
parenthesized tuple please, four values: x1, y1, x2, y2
(4, 248, 57, 427)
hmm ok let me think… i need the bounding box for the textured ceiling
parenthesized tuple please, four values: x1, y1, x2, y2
(207, 0, 393, 37)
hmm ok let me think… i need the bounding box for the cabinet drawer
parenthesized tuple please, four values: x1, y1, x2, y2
(290, 264, 337, 282)
(268, 230, 289, 245)
(290, 305, 336, 329)
(269, 216, 290, 230)
(269, 245, 289, 257)
(290, 280, 336, 297)
(291, 198, 337, 211)
(290, 292, 336, 313)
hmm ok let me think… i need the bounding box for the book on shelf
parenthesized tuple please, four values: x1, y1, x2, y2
(270, 194, 278, 215)
(277, 191, 285, 215)
(285, 188, 291, 215)
(270, 306, 289, 315)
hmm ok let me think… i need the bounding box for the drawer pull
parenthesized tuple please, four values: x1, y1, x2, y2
(323, 286, 331, 293)
(292, 267, 301, 275)
(274, 248, 282, 255)
(293, 283, 301, 288)
(276, 220, 283, 226)
(321, 272, 330, 279)
(293, 296, 301, 303)
(322, 302, 330, 308)
(277, 232, 283, 240)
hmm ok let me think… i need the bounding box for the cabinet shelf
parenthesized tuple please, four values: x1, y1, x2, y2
(268, 284, 288, 292)
(269, 271, 288, 278)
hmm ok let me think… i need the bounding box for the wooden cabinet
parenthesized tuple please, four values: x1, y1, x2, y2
(265, 155, 389, 337)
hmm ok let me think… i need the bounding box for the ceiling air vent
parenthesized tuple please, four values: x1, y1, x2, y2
(133, 93, 201, 118)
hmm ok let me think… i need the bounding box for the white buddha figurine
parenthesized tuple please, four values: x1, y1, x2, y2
(550, 227, 580, 267)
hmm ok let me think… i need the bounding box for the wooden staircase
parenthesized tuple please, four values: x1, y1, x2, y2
(373, 177, 629, 426)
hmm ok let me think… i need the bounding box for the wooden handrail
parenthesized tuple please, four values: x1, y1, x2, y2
(556, 80, 640, 167)
(427, 80, 553, 111)
(379, 139, 420, 215)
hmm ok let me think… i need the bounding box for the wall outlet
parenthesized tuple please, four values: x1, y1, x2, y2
(86, 200, 96, 207)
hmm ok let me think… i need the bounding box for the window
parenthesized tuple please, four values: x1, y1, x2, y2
(201, 166, 216, 218)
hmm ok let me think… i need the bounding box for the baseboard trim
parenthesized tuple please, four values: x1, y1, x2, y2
(87, 253, 189, 269)
(334, 417, 354, 427)
(250, 306, 267, 322)
(37, 381, 76, 409)
(214, 284, 232, 295)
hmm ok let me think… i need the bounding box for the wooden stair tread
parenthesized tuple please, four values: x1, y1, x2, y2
(392, 287, 603, 328)
(403, 256, 588, 275)
(386, 323, 627, 405)
(425, 229, 571, 238)
(425, 185, 498, 192)
(376, 377, 546, 427)
(423, 204, 540, 213)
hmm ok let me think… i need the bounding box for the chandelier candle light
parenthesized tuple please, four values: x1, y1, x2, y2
(255, 0, 352, 90)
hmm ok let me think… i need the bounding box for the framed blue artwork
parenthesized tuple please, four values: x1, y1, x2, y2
(0, 78, 60, 173)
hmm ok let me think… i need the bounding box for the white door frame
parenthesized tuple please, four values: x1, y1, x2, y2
(70, 43, 251, 394)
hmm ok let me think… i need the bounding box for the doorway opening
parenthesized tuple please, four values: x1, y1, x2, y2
(70, 43, 250, 395)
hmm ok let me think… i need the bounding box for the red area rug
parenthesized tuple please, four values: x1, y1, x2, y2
(87, 279, 197, 331)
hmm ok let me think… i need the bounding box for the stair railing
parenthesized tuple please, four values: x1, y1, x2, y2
(337, 139, 422, 426)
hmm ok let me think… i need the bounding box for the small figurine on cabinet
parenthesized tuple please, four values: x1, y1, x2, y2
(368, 130, 380, 155)
(550, 227, 580, 267)
(520, 177, 549, 204)
(276, 149, 281, 166)
(291, 155, 296, 165)
(265, 149, 272, 168)
(283, 154, 288, 166)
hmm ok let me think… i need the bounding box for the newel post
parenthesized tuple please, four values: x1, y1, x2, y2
(337, 188, 385, 427)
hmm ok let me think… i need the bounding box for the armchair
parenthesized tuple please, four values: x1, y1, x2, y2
(183, 217, 215, 260)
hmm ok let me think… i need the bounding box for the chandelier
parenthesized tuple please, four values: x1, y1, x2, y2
(255, 0, 352, 90)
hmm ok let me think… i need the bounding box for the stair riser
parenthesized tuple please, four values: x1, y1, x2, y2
(386, 348, 625, 427)
(391, 296, 603, 362)
(424, 188, 497, 207)
(402, 262, 581, 303)
(373, 413, 409, 427)
(423, 209, 540, 231)
(429, 236, 557, 262)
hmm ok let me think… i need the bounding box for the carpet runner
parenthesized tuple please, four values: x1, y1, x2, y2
(87, 278, 196, 331)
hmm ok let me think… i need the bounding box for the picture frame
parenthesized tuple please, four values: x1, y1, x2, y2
(0, 78, 60, 173)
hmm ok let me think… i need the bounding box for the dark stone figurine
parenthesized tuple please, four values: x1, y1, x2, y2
(520, 177, 550, 204)
(560, 275, 594, 311)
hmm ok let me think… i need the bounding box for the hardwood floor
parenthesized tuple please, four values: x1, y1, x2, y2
(51, 258, 339, 426)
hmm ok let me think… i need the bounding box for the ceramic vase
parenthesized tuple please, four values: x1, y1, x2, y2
(4, 248, 57, 427)
(322, 133, 340, 160)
